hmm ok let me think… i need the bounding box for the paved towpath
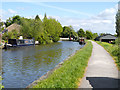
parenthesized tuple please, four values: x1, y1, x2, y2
(79, 41, 119, 89)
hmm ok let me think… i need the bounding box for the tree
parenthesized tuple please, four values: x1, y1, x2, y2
(116, 10, 120, 37)
(12, 15, 21, 24)
(44, 13, 47, 19)
(35, 15, 40, 21)
(2, 29, 19, 40)
(116, 9, 120, 63)
(32, 19, 44, 41)
(61, 26, 77, 38)
(93, 33, 98, 39)
(43, 18, 63, 42)
(0, 19, 4, 32)
(77, 28, 85, 37)
(5, 15, 22, 27)
(4, 14, 63, 44)
(20, 18, 33, 38)
(5, 17, 12, 27)
(61, 26, 71, 38)
(86, 30, 93, 39)
(100, 33, 105, 36)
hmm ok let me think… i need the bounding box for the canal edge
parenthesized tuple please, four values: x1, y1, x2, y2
(26, 45, 85, 88)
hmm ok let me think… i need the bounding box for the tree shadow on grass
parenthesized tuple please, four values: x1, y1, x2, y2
(86, 77, 120, 90)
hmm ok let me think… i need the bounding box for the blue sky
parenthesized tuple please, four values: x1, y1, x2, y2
(1, 2, 118, 34)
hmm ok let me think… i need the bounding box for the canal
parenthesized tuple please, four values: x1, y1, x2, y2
(2, 41, 84, 88)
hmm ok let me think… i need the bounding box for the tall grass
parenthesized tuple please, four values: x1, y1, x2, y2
(96, 41, 120, 70)
(33, 41, 93, 88)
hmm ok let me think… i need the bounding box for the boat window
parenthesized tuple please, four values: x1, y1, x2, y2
(18, 40, 24, 44)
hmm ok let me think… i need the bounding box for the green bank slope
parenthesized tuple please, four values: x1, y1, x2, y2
(33, 41, 93, 88)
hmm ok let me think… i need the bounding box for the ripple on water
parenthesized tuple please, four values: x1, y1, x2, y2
(2, 41, 84, 88)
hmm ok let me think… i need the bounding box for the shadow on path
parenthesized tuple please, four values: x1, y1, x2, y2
(86, 77, 120, 90)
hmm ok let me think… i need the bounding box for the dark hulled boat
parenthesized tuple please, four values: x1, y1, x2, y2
(4, 39, 35, 49)
(79, 37, 86, 45)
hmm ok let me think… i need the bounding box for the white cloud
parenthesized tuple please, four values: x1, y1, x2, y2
(51, 4, 117, 34)
(1, 9, 17, 21)
(0, 9, 7, 21)
(1, 3, 117, 34)
(8, 9, 17, 14)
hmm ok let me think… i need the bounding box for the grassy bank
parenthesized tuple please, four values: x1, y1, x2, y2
(0, 76, 4, 90)
(33, 41, 93, 88)
(96, 41, 120, 70)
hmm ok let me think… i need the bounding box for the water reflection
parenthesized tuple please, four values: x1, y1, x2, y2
(2, 41, 83, 88)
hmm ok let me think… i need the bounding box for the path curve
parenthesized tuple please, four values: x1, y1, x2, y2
(79, 41, 119, 88)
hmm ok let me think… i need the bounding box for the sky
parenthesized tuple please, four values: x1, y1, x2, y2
(0, 1, 119, 34)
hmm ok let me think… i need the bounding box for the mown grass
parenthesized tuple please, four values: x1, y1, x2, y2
(33, 41, 93, 88)
(96, 41, 120, 70)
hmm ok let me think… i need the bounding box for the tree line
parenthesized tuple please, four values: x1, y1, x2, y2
(2, 14, 63, 44)
(1, 13, 118, 45)
(61, 27, 99, 40)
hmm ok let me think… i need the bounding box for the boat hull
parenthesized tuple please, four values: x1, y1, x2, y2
(3, 39, 35, 49)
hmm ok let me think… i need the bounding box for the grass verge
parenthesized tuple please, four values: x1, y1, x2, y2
(0, 76, 4, 90)
(33, 41, 93, 88)
(96, 41, 120, 70)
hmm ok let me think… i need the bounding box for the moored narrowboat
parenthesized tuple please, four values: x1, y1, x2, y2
(79, 37, 86, 45)
(4, 39, 35, 49)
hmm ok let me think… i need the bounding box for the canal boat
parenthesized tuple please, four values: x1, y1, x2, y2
(79, 37, 86, 45)
(4, 39, 35, 49)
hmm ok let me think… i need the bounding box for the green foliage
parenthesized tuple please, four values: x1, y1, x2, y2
(93, 33, 98, 39)
(43, 17, 63, 42)
(3, 14, 63, 44)
(20, 14, 63, 43)
(116, 10, 120, 36)
(33, 41, 93, 88)
(99, 33, 106, 36)
(96, 41, 120, 70)
(5, 15, 22, 27)
(77, 28, 85, 37)
(5, 17, 12, 27)
(61, 26, 71, 38)
(44, 13, 47, 19)
(35, 15, 40, 21)
(20, 18, 34, 38)
(61, 26, 77, 38)
(86, 30, 93, 39)
(2, 29, 19, 40)
(12, 15, 21, 24)
(0, 21, 4, 32)
(0, 76, 4, 89)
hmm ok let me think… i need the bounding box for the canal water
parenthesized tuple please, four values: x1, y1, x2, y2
(2, 41, 84, 88)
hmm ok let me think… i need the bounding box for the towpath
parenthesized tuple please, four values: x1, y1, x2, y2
(79, 41, 119, 89)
